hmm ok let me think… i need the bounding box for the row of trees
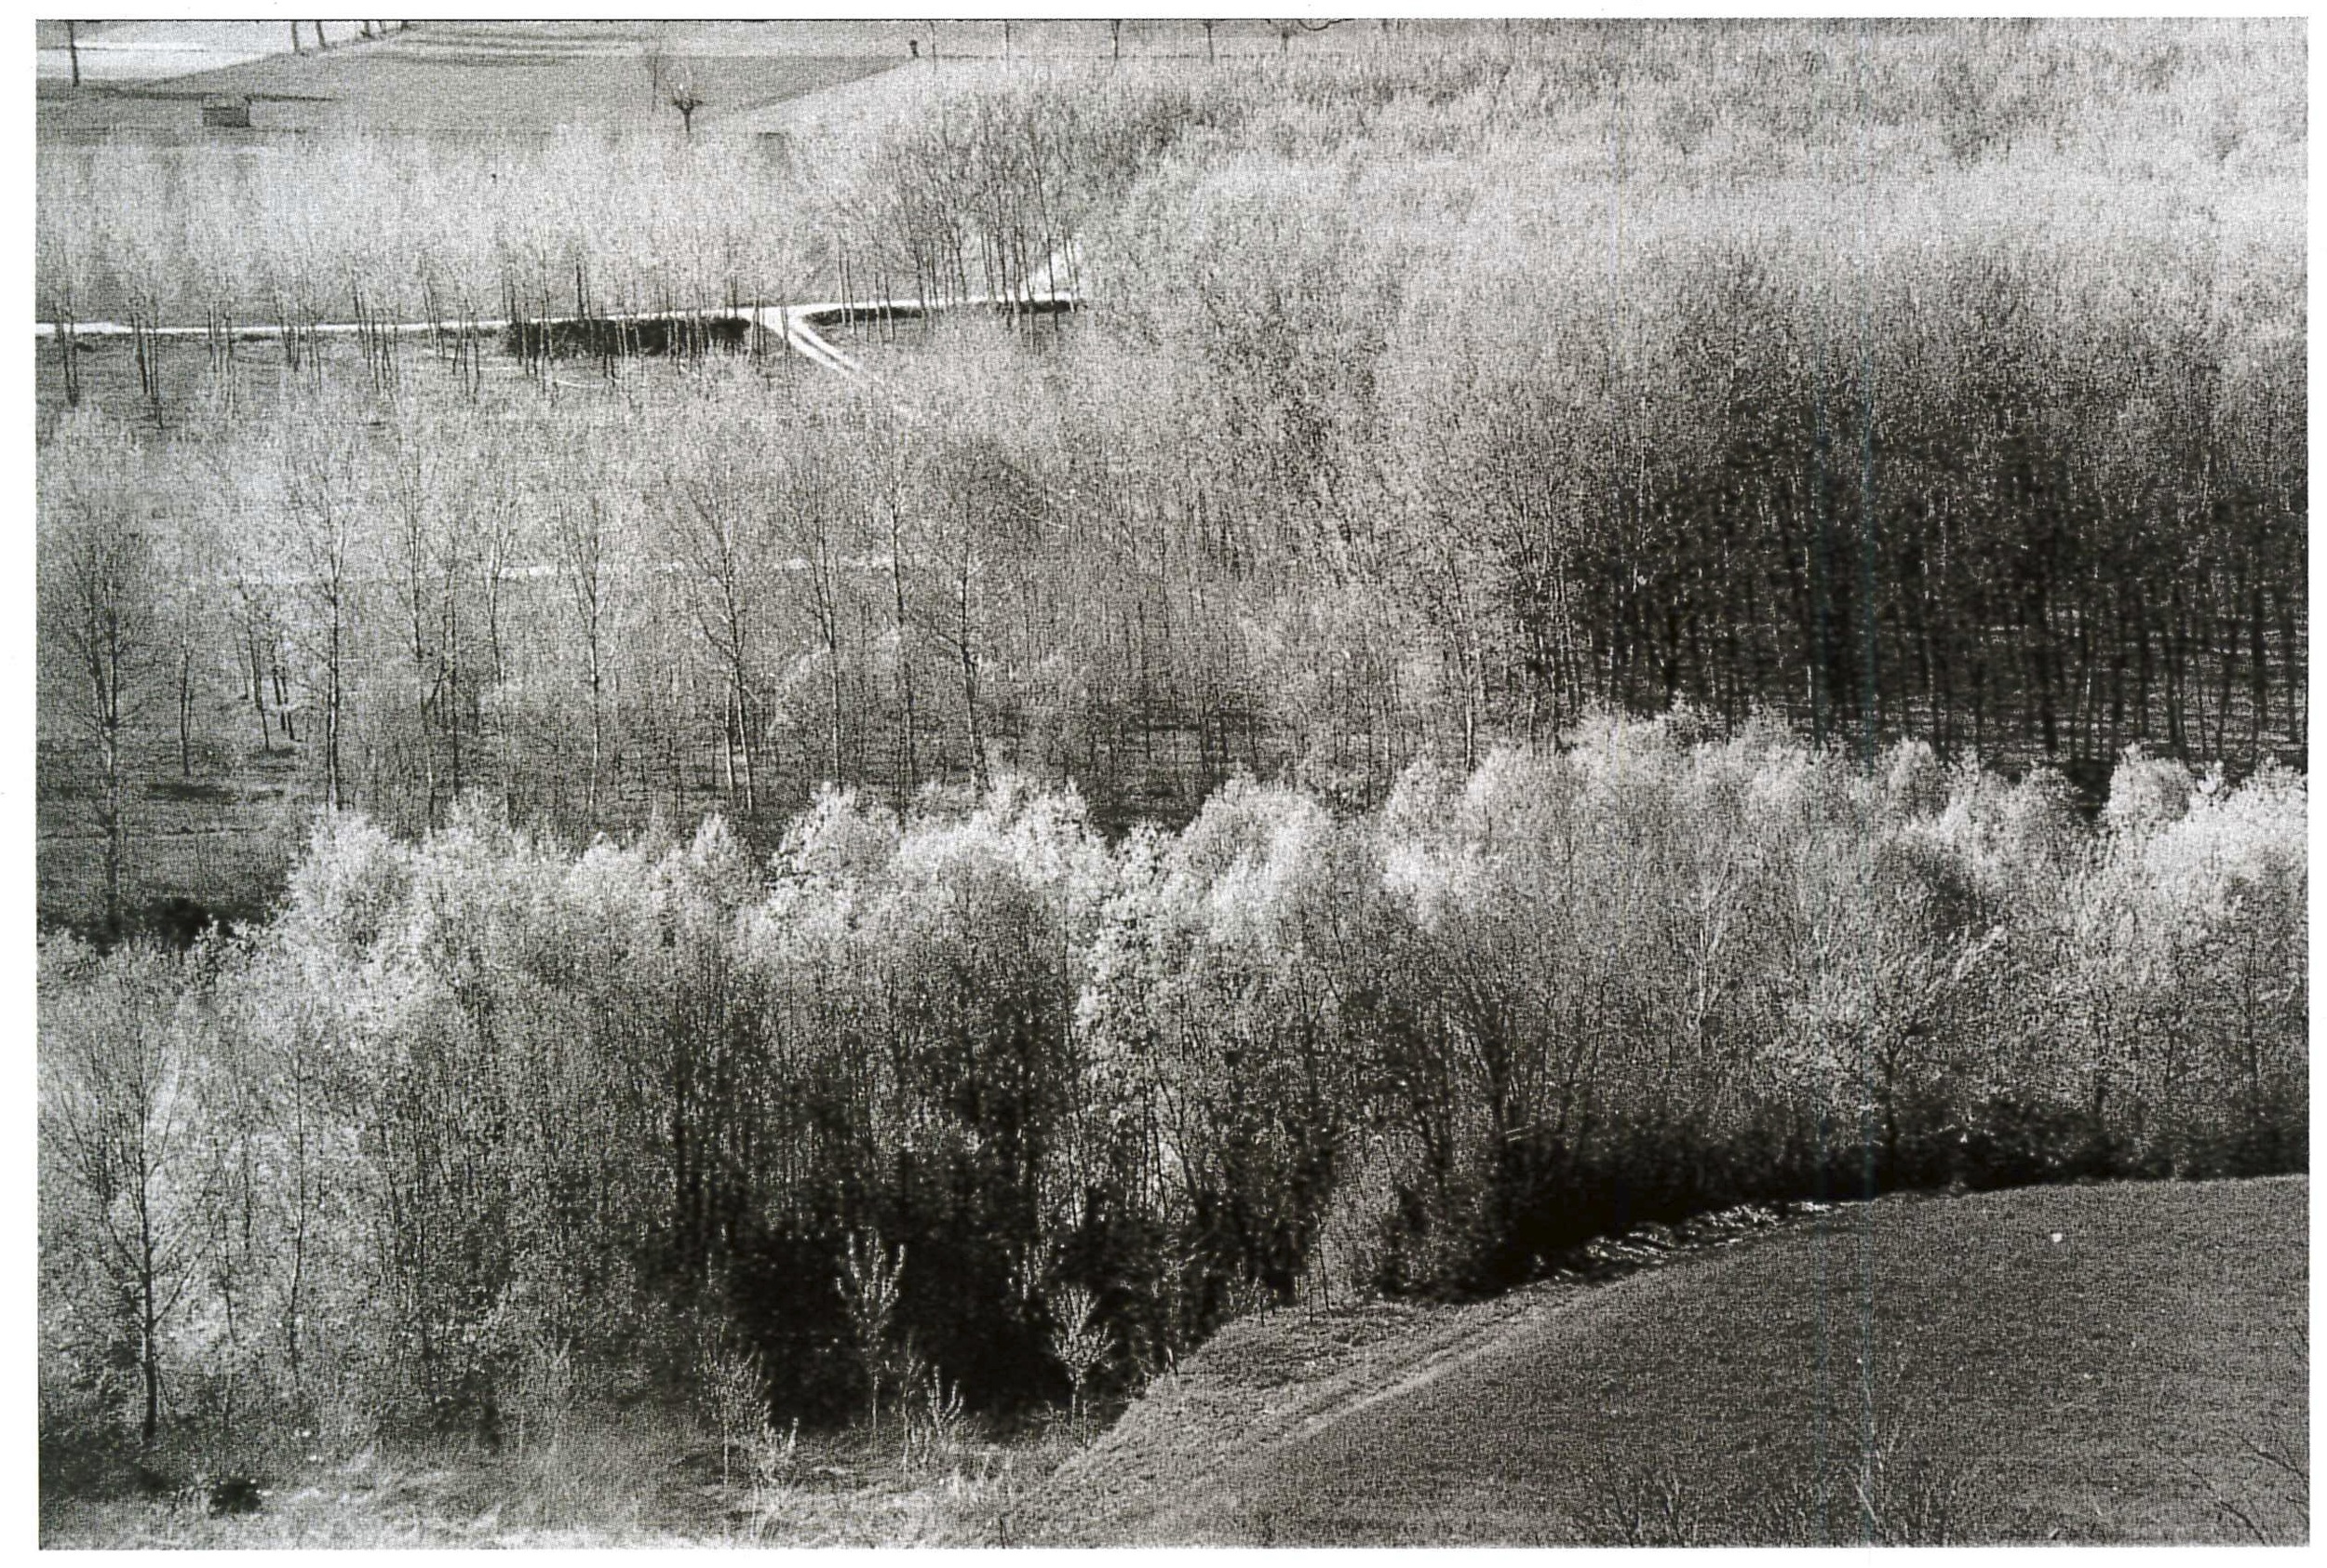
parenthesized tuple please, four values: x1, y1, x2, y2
(37, 20, 2301, 322)
(37, 163, 2304, 933)
(40, 727, 2308, 1455)
(39, 23, 2303, 913)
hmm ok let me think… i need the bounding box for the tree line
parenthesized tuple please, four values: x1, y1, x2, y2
(38, 25, 2305, 947)
(37, 183, 2304, 937)
(40, 724, 2307, 1457)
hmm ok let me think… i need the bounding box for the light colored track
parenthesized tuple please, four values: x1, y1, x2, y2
(32, 288, 1080, 385)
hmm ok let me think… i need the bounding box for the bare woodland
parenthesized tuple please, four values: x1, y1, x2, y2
(34, 17, 2306, 1544)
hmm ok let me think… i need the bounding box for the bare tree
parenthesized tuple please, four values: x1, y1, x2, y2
(42, 948, 228, 1446)
(673, 474, 763, 812)
(549, 486, 617, 822)
(1271, 17, 1346, 55)
(65, 20, 81, 87)
(669, 82, 704, 137)
(279, 429, 361, 814)
(780, 470, 851, 785)
(42, 488, 152, 941)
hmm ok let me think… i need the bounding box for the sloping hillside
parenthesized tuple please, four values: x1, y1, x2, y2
(1022, 1179, 2307, 1545)
(36, 20, 903, 138)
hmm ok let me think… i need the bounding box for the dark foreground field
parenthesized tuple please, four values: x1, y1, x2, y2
(1026, 1178, 2308, 1546)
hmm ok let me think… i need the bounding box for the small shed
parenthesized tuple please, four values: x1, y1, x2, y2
(200, 94, 253, 129)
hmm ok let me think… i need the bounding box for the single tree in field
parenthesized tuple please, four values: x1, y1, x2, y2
(840, 1233, 905, 1441)
(42, 470, 154, 942)
(1271, 18, 1347, 55)
(1047, 1283, 1109, 1419)
(669, 81, 705, 137)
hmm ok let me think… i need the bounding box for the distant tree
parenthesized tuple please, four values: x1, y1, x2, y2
(1271, 18, 1346, 55)
(41, 449, 154, 941)
(278, 423, 362, 814)
(548, 485, 617, 821)
(669, 82, 704, 137)
(671, 472, 767, 811)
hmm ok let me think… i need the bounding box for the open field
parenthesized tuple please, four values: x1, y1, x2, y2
(34, 19, 1374, 141)
(1028, 1178, 2308, 1545)
(37, 21, 902, 141)
(35, 20, 315, 84)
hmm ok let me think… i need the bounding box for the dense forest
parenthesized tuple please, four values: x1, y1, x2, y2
(35, 17, 2307, 1484)
(39, 728, 2309, 1450)
(35, 19, 2306, 937)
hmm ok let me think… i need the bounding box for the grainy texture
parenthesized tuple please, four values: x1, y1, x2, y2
(1028, 1180, 2308, 1545)
(34, 17, 2307, 1548)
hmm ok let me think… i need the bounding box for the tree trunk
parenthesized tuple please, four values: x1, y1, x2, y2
(326, 614, 343, 811)
(101, 718, 123, 942)
(177, 642, 194, 777)
(957, 550, 987, 789)
(890, 505, 918, 798)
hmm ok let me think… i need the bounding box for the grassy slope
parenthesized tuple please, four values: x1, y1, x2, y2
(1025, 1178, 2308, 1545)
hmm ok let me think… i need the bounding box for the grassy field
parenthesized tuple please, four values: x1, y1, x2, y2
(1024, 1179, 2309, 1545)
(33, 18, 1365, 141)
(39, 1410, 1085, 1548)
(35, 20, 906, 140)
